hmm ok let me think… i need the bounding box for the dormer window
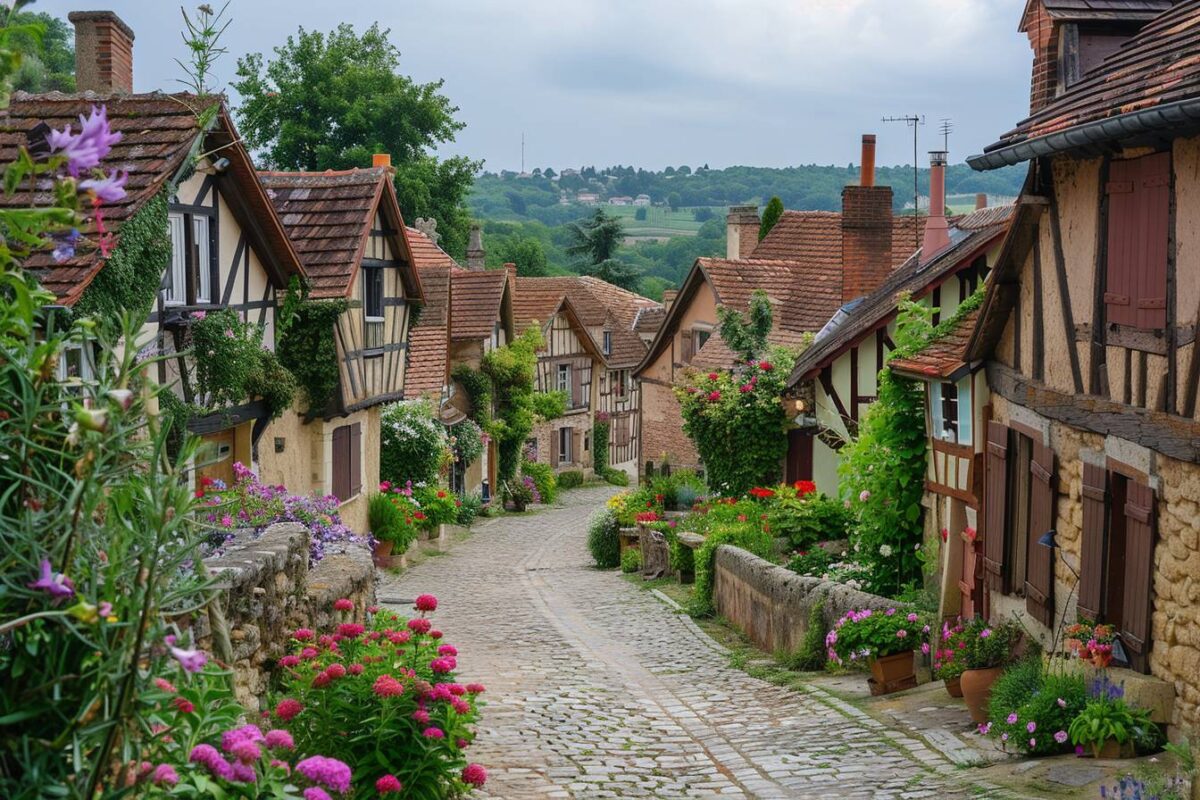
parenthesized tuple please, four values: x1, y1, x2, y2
(165, 211, 214, 305)
(1059, 23, 1139, 93)
(363, 266, 385, 351)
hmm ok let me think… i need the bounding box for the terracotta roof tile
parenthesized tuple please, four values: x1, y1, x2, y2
(633, 306, 667, 334)
(405, 225, 458, 269)
(891, 305, 982, 379)
(404, 264, 450, 397)
(751, 210, 926, 269)
(450, 268, 507, 341)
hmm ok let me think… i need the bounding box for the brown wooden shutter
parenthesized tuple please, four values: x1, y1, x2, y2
(572, 429, 582, 464)
(571, 362, 583, 408)
(332, 425, 350, 501)
(1078, 463, 1109, 621)
(1025, 442, 1057, 627)
(983, 420, 1010, 595)
(349, 422, 362, 497)
(550, 428, 559, 464)
(1121, 480, 1156, 672)
(1105, 153, 1169, 330)
(680, 330, 694, 364)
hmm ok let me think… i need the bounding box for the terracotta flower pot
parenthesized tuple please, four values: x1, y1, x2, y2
(944, 676, 964, 698)
(1090, 738, 1134, 760)
(372, 538, 394, 568)
(868, 650, 916, 695)
(960, 667, 1003, 724)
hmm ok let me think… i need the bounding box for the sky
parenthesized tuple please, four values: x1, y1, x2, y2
(37, 0, 1034, 172)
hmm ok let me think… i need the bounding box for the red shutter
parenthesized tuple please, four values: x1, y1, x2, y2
(332, 425, 350, 501)
(982, 420, 1010, 595)
(1105, 153, 1169, 330)
(1025, 442, 1057, 627)
(1078, 463, 1109, 621)
(349, 423, 362, 497)
(1121, 480, 1156, 673)
(680, 330, 694, 364)
(958, 537, 983, 620)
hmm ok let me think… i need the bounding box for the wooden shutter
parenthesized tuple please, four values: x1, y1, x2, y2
(1078, 463, 1109, 621)
(959, 537, 983, 619)
(571, 363, 583, 408)
(982, 420, 1010, 594)
(550, 428, 560, 464)
(1104, 153, 1169, 329)
(349, 423, 362, 497)
(1025, 442, 1057, 627)
(572, 429, 583, 464)
(332, 425, 350, 501)
(680, 330, 694, 364)
(1121, 480, 1156, 672)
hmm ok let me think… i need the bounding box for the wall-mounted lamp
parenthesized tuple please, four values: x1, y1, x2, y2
(212, 157, 231, 173)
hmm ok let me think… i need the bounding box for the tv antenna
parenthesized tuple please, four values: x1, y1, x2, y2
(883, 114, 925, 252)
(939, 118, 954, 154)
(521, 131, 525, 174)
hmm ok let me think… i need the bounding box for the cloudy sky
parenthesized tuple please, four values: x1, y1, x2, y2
(38, 0, 1033, 172)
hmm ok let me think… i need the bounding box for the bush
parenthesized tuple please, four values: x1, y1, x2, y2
(532, 390, 567, 420)
(269, 598, 486, 798)
(587, 509, 621, 568)
(381, 399, 451, 487)
(367, 491, 419, 550)
(456, 492, 483, 527)
(770, 491, 853, 551)
(414, 485, 459, 528)
(621, 547, 642, 573)
(604, 468, 629, 486)
(448, 417, 484, 468)
(786, 548, 837, 578)
(985, 658, 1087, 755)
(961, 617, 1022, 670)
(689, 524, 776, 617)
(786, 598, 828, 672)
(593, 419, 610, 473)
(558, 469, 584, 489)
(666, 528, 695, 574)
(521, 460, 557, 505)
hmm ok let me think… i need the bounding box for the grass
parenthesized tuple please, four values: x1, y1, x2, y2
(601, 204, 721, 236)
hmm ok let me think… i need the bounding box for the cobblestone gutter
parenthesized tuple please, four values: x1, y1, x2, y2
(713, 544, 903, 656)
(193, 523, 376, 710)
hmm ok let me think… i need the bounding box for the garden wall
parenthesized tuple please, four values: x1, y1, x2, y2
(712, 544, 902, 656)
(194, 522, 375, 710)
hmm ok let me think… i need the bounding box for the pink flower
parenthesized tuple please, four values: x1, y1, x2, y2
(422, 726, 445, 739)
(274, 699, 303, 721)
(300, 647, 319, 660)
(304, 789, 332, 800)
(408, 618, 432, 634)
(151, 764, 179, 786)
(265, 729, 295, 750)
(333, 598, 354, 612)
(169, 644, 208, 673)
(430, 657, 454, 674)
(295, 756, 352, 794)
(978, 722, 992, 735)
(348, 663, 364, 675)
(1055, 730, 1069, 744)
(414, 594, 438, 612)
(895, 629, 907, 639)
(189, 744, 234, 780)
(1029, 738, 1037, 748)
(373, 675, 405, 697)
(452, 697, 471, 715)
(707, 372, 719, 380)
(1056, 697, 1067, 708)
(858, 490, 870, 502)
(337, 623, 365, 639)
(154, 677, 177, 693)
(466, 683, 486, 694)
(906, 613, 919, 622)
(376, 774, 403, 794)
(412, 709, 430, 724)
(462, 763, 488, 788)
(1026, 721, 1037, 734)
(921, 642, 930, 654)
(758, 361, 773, 371)
(1006, 713, 1019, 724)
(279, 655, 300, 668)
(438, 644, 458, 657)
(979, 628, 992, 639)
(293, 628, 314, 641)
(172, 697, 195, 714)
(707, 390, 721, 402)
(229, 739, 262, 764)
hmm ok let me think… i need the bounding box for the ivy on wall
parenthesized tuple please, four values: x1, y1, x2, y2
(276, 277, 348, 416)
(74, 190, 172, 324)
(191, 308, 296, 420)
(451, 363, 493, 428)
(593, 418, 610, 473)
(481, 326, 543, 486)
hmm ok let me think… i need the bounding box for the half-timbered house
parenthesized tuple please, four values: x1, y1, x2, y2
(0, 74, 305, 492)
(963, 0, 1200, 734)
(258, 163, 423, 533)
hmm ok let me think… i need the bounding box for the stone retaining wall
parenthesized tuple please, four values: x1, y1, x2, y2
(195, 523, 375, 710)
(712, 544, 902, 656)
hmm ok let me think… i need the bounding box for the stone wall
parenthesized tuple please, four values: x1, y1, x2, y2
(712, 544, 904, 656)
(196, 523, 375, 710)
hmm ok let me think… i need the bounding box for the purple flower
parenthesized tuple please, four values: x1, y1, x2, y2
(295, 756, 352, 793)
(28, 558, 74, 600)
(978, 722, 991, 735)
(78, 170, 128, 203)
(303, 789, 333, 800)
(979, 628, 992, 639)
(1054, 730, 1069, 744)
(1056, 697, 1067, 709)
(1006, 713, 1018, 724)
(1026, 721, 1037, 734)
(169, 644, 208, 673)
(51, 228, 82, 263)
(47, 105, 123, 177)
(189, 744, 234, 780)
(151, 764, 179, 786)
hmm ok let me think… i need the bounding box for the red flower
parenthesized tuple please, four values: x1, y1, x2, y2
(437, 490, 447, 498)
(940, 528, 949, 542)
(333, 598, 353, 612)
(707, 372, 719, 380)
(759, 361, 773, 371)
(376, 774, 403, 794)
(965, 526, 977, 541)
(707, 391, 721, 402)
(172, 697, 195, 714)
(793, 480, 816, 495)
(274, 699, 303, 721)
(748, 487, 776, 499)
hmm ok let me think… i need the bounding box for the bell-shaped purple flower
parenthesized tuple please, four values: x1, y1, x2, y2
(48, 105, 123, 177)
(79, 170, 128, 204)
(28, 558, 74, 600)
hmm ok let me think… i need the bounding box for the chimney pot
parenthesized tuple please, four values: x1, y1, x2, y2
(726, 204, 760, 260)
(69, 11, 135, 95)
(372, 153, 392, 169)
(921, 151, 951, 261)
(840, 174, 893, 303)
(860, 134, 876, 187)
(975, 193, 988, 210)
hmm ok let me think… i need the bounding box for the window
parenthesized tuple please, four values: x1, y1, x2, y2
(557, 363, 570, 394)
(1104, 152, 1169, 332)
(331, 423, 362, 501)
(602, 330, 612, 355)
(56, 341, 94, 385)
(165, 211, 214, 305)
(584, 430, 591, 453)
(558, 427, 570, 464)
(940, 382, 959, 441)
(929, 380, 971, 445)
(614, 369, 627, 399)
(363, 267, 385, 350)
(694, 328, 711, 351)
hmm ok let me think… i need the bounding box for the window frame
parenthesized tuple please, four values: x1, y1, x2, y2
(556, 363, 570, 394)
(558, 427, 570, 464)
(165, 208, 217, 306)
(363, 266, 385, 352)
(602, 330, 612, 356)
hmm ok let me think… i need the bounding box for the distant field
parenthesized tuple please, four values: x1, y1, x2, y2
(600, 205, 720, 237)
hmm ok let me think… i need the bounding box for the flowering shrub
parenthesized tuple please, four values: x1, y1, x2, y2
(198, 462, 366, 564)
(270, 597, 486, 798)
(190, 307, 296, 420)
(448, 417, 484, 468)
(520, 460, 557, 505)
(932, 618, 968, 681)
(1067, 676, 1160, 758)
(368, 490, 421, 550)
(414, 485, 460, 529)
(381, 399, 452, 487)
(983, 658, 1086, 756)
(960, 617, 1022, 670)
(825, 608, 928, 666)
(765, 485, 853, 551)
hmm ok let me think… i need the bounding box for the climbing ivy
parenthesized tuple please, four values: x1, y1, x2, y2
(481, 326, 543, 487)
(451, 363, 493, 428)
(191, 308, 296, 420)
(593, 418, 610, 473)
(74, 189, 172, 325)
(276, 277, 348, 416)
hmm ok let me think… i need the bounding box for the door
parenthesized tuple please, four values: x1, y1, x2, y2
(785, 430, 814, 484)
(197, 428, 236, 488)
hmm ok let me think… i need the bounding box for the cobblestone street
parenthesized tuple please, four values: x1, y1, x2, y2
(380, 487, 996, 799)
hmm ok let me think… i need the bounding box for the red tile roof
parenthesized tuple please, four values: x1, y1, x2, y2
(405, 225, 458, 269)
(405, 263, 450, 397)
(702, 257, 844, 346)
(0, 92, 302, 304)
(891, 305, 982, 379)
(450, 268, 508, 342)
(751, 210, 926, 268)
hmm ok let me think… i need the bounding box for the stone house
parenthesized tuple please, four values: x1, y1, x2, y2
(960, 0, 1199, 734)
(635, 136, 924, 479)
(0, 11, 306, 491)
(257, 165, 424, 533)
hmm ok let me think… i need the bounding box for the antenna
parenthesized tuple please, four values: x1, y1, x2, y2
(939, 118, 954, 154)
(521, 131, 525, 174)
(882, 114, 925, 252)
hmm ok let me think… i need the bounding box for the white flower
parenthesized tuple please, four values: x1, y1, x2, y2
(878, 544, 893, 557)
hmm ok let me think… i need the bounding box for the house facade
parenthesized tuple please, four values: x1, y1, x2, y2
(257, 164, 423, 533)
(961, 0, 1199, 733)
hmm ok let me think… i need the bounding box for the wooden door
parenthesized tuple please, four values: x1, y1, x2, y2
(785, 430, 814, 484)
(197, 428, 236, 488)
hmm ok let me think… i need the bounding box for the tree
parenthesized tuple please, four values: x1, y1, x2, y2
(543, 167, 556, 179)
(506, 191, 527, 216)
(565, 209, 641, 291)
(233, 23, 479, 256)
(9, 11, 74, 92)
(693, 207, 715, 222)
(667, 191, 682, 211)
(492, 237, 548, 277)
(759, 196, 784, 241)
(581, 258, 641, 292)
(718, 289, 774, 362)
(634, 206, 647, 221)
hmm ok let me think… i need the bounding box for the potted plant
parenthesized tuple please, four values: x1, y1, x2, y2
(933, 618, 967, 698)
(1069, 675, 1160, 759)
(959, 618, 1021, 724)
(368, 488, 420, 567)
(825, 607, 928, 695)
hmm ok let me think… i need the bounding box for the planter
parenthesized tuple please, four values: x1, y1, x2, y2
(944, 676, 963, 698)
(372, 538, 395, 568)
(960, 666, 1004, 724)
(867, 650, 917, 696)
(1086, 738, 1134, 760)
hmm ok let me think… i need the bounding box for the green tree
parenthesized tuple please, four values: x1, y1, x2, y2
(581, 258, 641, 292)
(232, 23, 479, 256)
(482, 326, 543, 486)
(759, 196, 784, 241)
(717, 289, 773, 362)
(634, 206, 647, 221)
(9, 10, 74, 92)
(492, 236, 549, 277)
(667, 191, 681, 211)
(565, 208, 623, 264)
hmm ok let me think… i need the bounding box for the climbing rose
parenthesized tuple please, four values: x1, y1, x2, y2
(274, 699, 303, 721)
(333, 598, 354, 612)
(414, 594, 438, 612)
(462, 763, 487, 788)
(376, 774, 403, 794)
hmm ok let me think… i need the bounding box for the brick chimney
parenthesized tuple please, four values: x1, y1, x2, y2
(662, 289, 677, 313)
(69, 11, 134, 94)
(922, 151, 951, 260)
(372, 153, 392, 170)
(841, 134, 893, 303)
(975, 193, 988, 210)
(726, 205, 760, 260)
(466, 224, 486, 271)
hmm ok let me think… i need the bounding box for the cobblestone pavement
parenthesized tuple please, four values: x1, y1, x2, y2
(380, 487, 999, 799)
